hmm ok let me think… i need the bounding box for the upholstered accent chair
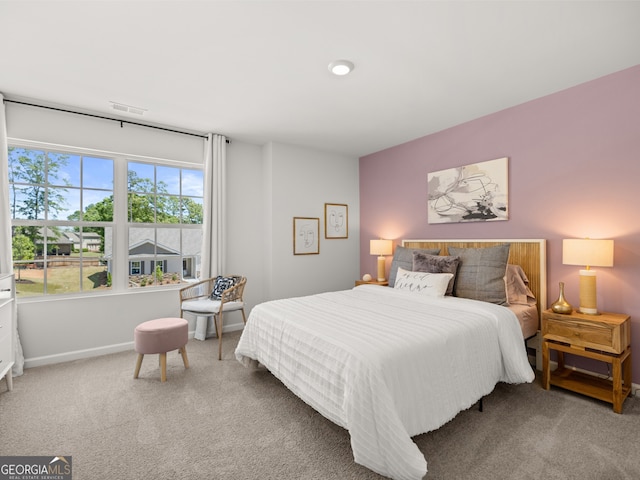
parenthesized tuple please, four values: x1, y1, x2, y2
(179, 275, 247, 360)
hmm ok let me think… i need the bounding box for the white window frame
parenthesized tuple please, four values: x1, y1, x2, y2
(8, 139, 203, 299)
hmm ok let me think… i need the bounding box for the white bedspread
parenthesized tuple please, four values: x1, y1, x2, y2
(235, 285, 534, 480)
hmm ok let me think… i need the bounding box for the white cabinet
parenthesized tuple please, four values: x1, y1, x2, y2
(0, 273, 15, 392)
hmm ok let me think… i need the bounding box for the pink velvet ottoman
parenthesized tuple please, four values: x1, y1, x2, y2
(133, 317, 189, 382)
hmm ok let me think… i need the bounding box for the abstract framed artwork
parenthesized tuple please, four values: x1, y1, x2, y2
(324, 203, 348, 239)
(293, 217, 320, 255)
(427, 157, 509, 224)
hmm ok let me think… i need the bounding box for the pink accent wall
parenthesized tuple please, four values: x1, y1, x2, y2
(360, 64, 640, 383)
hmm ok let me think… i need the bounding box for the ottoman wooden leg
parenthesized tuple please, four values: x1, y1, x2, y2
(134, 354, 144, 379)
(180, 346, 189, 369)
(160, 352, 167, 382)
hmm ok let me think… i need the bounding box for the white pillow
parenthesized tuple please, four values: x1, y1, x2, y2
(394, 267, 453, 297)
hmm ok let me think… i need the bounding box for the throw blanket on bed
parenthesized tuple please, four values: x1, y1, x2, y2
(235, 285, 535, 480)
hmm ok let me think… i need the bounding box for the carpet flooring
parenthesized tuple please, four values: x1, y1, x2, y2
(1, 331, 638, 480)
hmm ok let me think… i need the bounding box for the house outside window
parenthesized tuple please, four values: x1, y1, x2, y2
(8, 144, 203, 297)
(123, 161, 203, 288)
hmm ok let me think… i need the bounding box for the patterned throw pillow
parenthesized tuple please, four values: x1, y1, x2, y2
(210, 276, 237, 300)
(394, 267, 453, 297)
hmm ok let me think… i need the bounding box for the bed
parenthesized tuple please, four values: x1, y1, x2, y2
(235, 239, 546, 480)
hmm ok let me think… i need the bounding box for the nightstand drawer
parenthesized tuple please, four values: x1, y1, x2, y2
(544, 318, 613, 351)
(542, 310, 630, 354)
(541, 309, 632, 413)
(355, 280, 388, 286)
(0, 331, 11, 365)
(0, 306, 11, 330)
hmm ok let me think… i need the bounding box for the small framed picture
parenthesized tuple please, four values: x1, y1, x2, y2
(293, 217, 320, 255)
(324, 203, 348, 239)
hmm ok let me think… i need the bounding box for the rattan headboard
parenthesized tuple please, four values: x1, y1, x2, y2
(402, 239, 547, 320)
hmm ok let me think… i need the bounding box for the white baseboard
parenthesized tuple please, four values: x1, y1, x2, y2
(192, 321, 244, 342)
(24, 321, 245, 369)
(24, 341, 134, 369)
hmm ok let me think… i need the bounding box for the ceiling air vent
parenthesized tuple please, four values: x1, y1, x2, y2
(109, 101, 147, 115)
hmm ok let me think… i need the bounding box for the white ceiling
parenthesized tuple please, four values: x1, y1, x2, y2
(2, 1, 640, 157)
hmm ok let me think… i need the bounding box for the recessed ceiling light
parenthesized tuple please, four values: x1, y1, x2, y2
(328, 60, 354, 76)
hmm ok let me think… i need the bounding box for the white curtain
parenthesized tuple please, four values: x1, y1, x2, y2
(194, 133, 227, 340)
(0, 93, 24, 376)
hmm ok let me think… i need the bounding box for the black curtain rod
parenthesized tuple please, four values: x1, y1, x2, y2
(4, 99, 228, 142)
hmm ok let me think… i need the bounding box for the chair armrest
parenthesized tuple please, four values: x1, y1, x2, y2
(219, 277, 246, 305)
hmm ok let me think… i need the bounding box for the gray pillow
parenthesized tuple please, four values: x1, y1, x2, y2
(448, 244, 510, 305)
(388, 246, 440, 287)
(412, 252, 460, 296)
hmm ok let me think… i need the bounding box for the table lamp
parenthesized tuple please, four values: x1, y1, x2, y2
(370, 239, 393, 282)
(562, 238, 614, 315)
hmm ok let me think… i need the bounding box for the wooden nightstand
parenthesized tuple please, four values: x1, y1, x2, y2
(541, 309, 632, 413)
(355, 279, 389, 287)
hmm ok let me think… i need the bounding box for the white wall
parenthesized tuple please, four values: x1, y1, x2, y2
(264, 142, 360, 300)
(5, 101, 360, 367)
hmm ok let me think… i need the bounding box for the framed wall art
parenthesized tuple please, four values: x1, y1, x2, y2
(324, 203, 348, 239)
(427, 157, 509, 224)
(293, 217, 320, 255)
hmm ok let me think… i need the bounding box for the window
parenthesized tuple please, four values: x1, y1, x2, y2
(8, 144, 203, 298)
(130, 261, 141, 276)
(9, 147, 114, 297)
(126, 162, 203, 288)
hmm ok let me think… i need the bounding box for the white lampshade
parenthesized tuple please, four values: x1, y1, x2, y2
(370, 239, 392, 256)
(563, 239, 614, 268)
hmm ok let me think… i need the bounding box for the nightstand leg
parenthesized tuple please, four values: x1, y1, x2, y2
(623, 351, 632, 392)
(542, 340, 550, 390)
(612, 356, 623, 414)
(556, 350, 565, 370)
(5, 370, 12, 391)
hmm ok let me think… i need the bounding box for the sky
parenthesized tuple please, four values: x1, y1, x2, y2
(9, 148, 203, 221)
